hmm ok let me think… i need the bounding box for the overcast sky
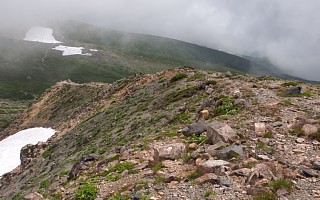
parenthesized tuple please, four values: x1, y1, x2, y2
(1, 0, 320, 80)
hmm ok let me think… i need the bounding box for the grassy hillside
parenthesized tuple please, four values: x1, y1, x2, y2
(0, 21, 283, 100)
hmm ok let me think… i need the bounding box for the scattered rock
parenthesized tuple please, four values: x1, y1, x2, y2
(231, 168, 251, 177)
(180, 123, 208, 136)
(206, 122, 238, 144)
(247, 163, 275, 184)
(156, 171, 179, 183)
(153, 143, 186, 161)
(198, 159, 230, 174)
(218, 144, 243, 159)
(80, 153, 99, 162)
(195, 173, 218, 184)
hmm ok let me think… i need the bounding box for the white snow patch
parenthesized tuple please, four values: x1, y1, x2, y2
(90, 49, 98, 52)
(0, 128, 56, 176)
(52, 45, 92, 56)
(24, 27, 61, 44)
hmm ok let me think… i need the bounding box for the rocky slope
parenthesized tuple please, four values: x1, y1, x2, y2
(0, 68, 319, 200)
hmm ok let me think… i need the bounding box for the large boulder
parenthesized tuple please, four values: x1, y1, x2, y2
(153, 143, 186, 161)
(284, 86, 301, 95)
(197, 159, 230, 174)
(206, 122, 237, 144)
(180, 123, 208, 136)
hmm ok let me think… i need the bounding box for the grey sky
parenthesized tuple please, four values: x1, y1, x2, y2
(1, 0, 320, 80)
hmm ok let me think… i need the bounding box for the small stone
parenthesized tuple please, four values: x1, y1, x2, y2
(189, 143, 197, 149)
(301, 168, 319, 177)
(195, 173, 218, 184)
(257, 155, 270, 160)
(200, 110, 209, 120)
(153, 143, 186, 161)
(180, 123, 208, 137)
(255, 123, 266, 135)
(218, 176, 233, 187)
(296, 138, 305, 143)
(206, 122, 238, 144)
(198, 159, 230, 174)
(24, 192, 44, 200)
(313, 161, 320, 170)
(80, 154, 99, 162)
(206, 141, 226, 156)
(218, 144, 243, 159)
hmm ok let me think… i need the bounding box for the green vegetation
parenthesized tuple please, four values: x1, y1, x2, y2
(309, 132, 320, 141)
(268, 178, 294, 192)
(188, 134, 207, 145)
(108, 194, 130, 200)
(205, 80, 217, 86)
(40, 180, 50, 189)
(204, 190, 216, 198)
(170, 112, 192, 124)
(154, 176, 166, 184)
(256, 141, 275, 154)
(151, 161, 163, 173)
(100, 162, 136, 177)
(253, 192, 277, 200)
(106, 174, 122, 182)
(214, 96, 241, 116)
(170, 73, 188, 83)
(281, 81, 300, 87)
(284, 92, 313, 97)
(263, 131, 273, 138)
(187, 171, 204, 180)
(75, 181, 98, 200)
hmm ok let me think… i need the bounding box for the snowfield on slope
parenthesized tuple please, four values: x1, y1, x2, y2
(0, 128, 56, 177)
(52, 45, 92, 56)
(24, 27, 61, 43)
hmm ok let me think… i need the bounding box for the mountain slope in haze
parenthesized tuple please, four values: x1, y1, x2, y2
(0, 68, 319, 199)
(0, 21, 293, 100)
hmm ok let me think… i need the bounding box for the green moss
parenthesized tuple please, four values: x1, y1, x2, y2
(205, 80, 217, 86)
(170, 73, 188, 83)
(170, 112, 192, 124)
(204, 190, 216, 198)
(256, 141, 275, 154)
(188, 73, 205, 81)
(154, 176, 166, 184)
(281, 82, 300, 87)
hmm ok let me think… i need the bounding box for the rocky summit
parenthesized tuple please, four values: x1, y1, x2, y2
(0, 67, 320, 200)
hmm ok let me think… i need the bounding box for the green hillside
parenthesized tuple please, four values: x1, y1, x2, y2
(0, 21, 283, 100)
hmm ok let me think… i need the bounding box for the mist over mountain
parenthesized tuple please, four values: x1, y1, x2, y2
(0, 0, 319, 81)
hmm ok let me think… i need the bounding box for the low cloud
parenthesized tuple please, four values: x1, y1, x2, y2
(1, 0, 319, 80)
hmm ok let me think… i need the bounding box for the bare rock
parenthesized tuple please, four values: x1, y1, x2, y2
(302, 124, 318, 135)
(206, 141, 227, 156)
(80, 153, 99, 162)
(255, 123, 266, 135)
(218, 144, 243, 159)
(153, 143, 186, 161)
(218, 176, 233, 187)
(284, 86, 301, 95)
(24, 192, 44, 200)
(198, 159, 230, 174)
(195, 173, 218, 184)
(188, 143, 197, 149)
(313, 161, 320, 170)
(199, 110, 209, 120)
(231, 168, 251, 177)
(181, 123, 208, 136)
(206, 122, 238, 144)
